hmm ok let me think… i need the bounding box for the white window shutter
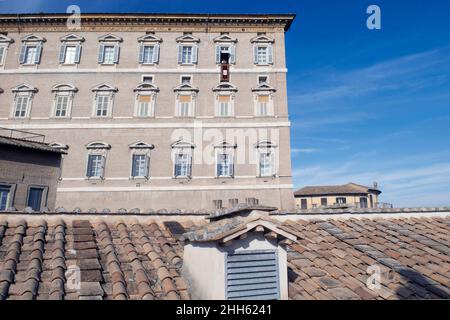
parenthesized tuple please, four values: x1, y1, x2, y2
(19, 45, 27, 64)
(74, 44, 82, 64)
(59, 45, 66, 63)
(230, 44, 236, 64)
(98, 44, 105, 63)
(35, 44, 43, 64)
(177, 45, 182, 64)
(270, 151, 277, 175)
(230, 154, 235, 177)
(187, 154, 192, 177)
(268, 45, 273, 64)
(253, 46, 258, 64)
(101, 156, 106, 177)
(138, 44, 144, 64)
(153, 44, 160, 63)
(192, 45, 198, 64)
(145, 155, 150, 177)
(113, 45, 120, 64)
(215, 45, 221, 64)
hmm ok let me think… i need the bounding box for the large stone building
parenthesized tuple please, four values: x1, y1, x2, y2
(0, 13, 296, 211)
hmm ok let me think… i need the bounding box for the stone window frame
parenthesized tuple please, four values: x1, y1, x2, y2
(173, 83, 199, 118)
(171, 140, 195, 179)
(255, 140, 278, 178)
(213, 34, 237, 65)
(19, 34, 46, 66)
(51, 83, 78, 118)
(91, 83, 118, 118)
(0, 182, 17, 211)
(85, 141, 111, 180)
(252, 83, 277, 117)
(25, 185, 49, 211)
(133, 83, 159, 118)
(214, 142, 237, 178)
(97, 33, 123, 65)
(176, 33, 200, 66)
(212, 82, 238, 118)
(10, 83, 38, 119)
(0, 34, 14, 68)
(137, 33, 162, 65)
(59, 33, 85, 65)
(129, 141, 155, 179)
(251, 34, 275, 66)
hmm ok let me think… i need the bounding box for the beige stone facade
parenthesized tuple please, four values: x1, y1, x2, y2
(0, 13, 296, 211)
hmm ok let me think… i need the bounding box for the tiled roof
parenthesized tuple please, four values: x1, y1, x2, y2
(0, 218, 189, 300)
(0, 213, 449, 300)
(0, 136, 66, 154)
(294, 183, 381, 196)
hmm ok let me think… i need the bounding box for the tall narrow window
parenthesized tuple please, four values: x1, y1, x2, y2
(217, 153, 233, 177)
(131, 154, 149, 177)
(64, 46, 78, 64)
(14, 96, 30, 118)
(181, 46, 192, 64)
(177, 95, 192, 117)
(27, 187, 44, 211)
(19, 34, 45, 65)
(300, 199, 308, 209)
(0, 46, 6, 66)
(25, 46, 38, 64)
(217, 95, 231, 117)
(87, 154, 105, 178)
(0, 185, 11, 211)
(55, 95, 69, 117)
(259, 152, 273, 177)
(336, 197, 347, 204)
(103, 46, 116, 64)
(136, 95, 151, 117)
(257, 95, 270, 116)
(360, 197, 368, 208)
(96, 95, 110, 117)
(59, 34, 84, 65)
(321, 198, 328, 207)
(174, 153, 191, 178)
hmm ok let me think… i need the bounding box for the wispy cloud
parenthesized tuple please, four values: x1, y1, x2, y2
(291, 148, 322, 154)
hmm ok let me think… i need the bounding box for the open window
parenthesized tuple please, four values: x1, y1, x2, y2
(59, 34, 84, 65)
(213, 33, 237, 65)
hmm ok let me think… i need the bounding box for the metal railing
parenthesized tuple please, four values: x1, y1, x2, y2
(0, 127, 45, 143)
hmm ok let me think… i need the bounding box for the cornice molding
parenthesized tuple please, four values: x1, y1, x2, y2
(0, 13, 295, 32)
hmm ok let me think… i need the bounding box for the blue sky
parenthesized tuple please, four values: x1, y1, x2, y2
(1, 0, 449, 207)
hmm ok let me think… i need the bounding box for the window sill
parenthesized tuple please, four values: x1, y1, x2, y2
(254, 63, 273, 67)
(178, 63, 196, 67)
(140, 63, 158, 66)
(9, 117, 31, 120)
(86, 177, 104, 181)
(129, 176, 149, 180)
(91, 116, 113, 119)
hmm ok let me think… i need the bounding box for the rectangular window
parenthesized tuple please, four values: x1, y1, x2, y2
(142, 75, 153, 83)
(14, 96, 29, 118)
(142, 45, 155, 64)
(181, 76, 191, 84)
(96, 95, 110, 117)
(27, 187, 44, 211)
(360, 197, 368, 208)
(0, 185, 11, 211)
(103, 46, 116, 64)
(229, 198, 238, 208)
(181, 46, 193, 64)
(174, 153, 191, 177)
(64, 46, 77, 64)
(131, 154, 149, 177)
(321, 198, 328, 207)
(259, 152, 272, 177)
(226, 250, 280, 300)
(177, 95, 192, 117)
(213, 200, 223, 210)
(217, 95, 231, 117)
(336, 197, 347, 204)
(87, 154, 104, 178)
(258, 75, 268, 84)
(0, 46, 5, 65)
(217, 153, 233, 177)
(54, 95, 69, 117)
(256, 46, 268, 64)
(25, 46, 37, 64)
(137, 95, 152, 117)
(257, 95, 270, 116)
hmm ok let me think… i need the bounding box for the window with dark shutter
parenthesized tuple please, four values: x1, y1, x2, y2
(226, 250, 280, 300)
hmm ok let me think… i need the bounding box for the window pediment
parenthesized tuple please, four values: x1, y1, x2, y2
(250, 34, 274, 44)
(173, 83, 199, 93)
(49, 142, 69, 150)
(52, 83, 78, 93)
(134, 82, 159, 93)
(86, 141, 111, 150)
(214, 141, 237, 149)
(21, 34, 46, 43)
(12, 83, 38, 93)
(129, 141, 155, 149)
(255, 140, 278, 149)
(98, 33, 123, 43)
(252, 83, 276, 92)
(60, 33, 85, 43)
(0, 34, 14, 43)
(212, 82, 238, 92)
(91, 83, 118, 93)
(213, 34, 237, 43)
(176, 34, 200, 43)
(137, 34, 162, 43)
(171, 140, 196, 149)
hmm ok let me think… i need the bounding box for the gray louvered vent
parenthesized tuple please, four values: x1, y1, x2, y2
(226, 250, 280, 300)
